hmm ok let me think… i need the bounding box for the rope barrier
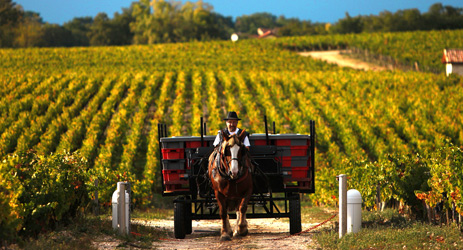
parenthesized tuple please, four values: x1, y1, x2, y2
(270, 212, 338, 241)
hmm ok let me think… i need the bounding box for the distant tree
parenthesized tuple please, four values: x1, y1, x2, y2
(332, 12, 362, 34)
(277, 17, 304, 36)
(87, 10, 134, 46)
(177, 1, 231, 41)
(148, 0, 180, 43)
(429, 3, 445, 16)
(88, 12, 113, 45)
(276, 16, 328, 36)
(210, 12, 234, 40)
(0, 0, 24, 47)
(130, 0, 232, 44)
(63, 17, 93, 46)
(4, 0, 463, 47)
(235, 12, 277, 34)
(335, 3, 463, 34)
(176, 1, 200, 41)
(379, 10, 399, 32)
(440, 5, 463, 29)
(111, 7, 135, 45)
(0, 0, 22, 25)
(401, 9, 422, 31)
(361, 15, 381, 33)
(39, 23, 74, 47)
(13, 11, 43, 47)
(130, 0, 152, 44)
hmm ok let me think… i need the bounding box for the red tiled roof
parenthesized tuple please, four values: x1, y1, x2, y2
(258, 30, 276, 39)
(442, 49, 463, 64)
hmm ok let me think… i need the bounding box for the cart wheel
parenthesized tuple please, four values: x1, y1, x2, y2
(174, 200, 186, 239)
(185, 200, 192, 234)
(289, 194, 302, 235)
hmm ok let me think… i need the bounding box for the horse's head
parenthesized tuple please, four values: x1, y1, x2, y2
(221, 129, 247, 179)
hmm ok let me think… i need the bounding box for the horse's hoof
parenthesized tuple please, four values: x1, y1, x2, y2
(220, 235, 232, 241)
(233, 229, 248, 237)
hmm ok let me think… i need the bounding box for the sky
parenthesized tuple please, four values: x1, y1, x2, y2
(14, 0, 463, 25)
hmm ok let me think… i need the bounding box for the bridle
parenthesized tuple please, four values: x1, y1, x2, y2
(215, 136, 249, 181)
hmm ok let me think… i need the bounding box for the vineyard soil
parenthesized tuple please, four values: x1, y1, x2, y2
(130, 218, 322, 250)
(299, 50, 387, 71)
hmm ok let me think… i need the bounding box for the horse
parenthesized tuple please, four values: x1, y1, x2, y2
(208, 129, 253, 241)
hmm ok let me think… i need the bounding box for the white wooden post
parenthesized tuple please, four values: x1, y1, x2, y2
(338, 174, 347, 238)
(118, 182, 129, 235)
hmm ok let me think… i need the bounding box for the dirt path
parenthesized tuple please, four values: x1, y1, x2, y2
(299, 50, 387, 71)
(134, 218, 322, 249)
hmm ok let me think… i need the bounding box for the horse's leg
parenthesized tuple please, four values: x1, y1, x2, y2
(234, 190, 251, 237)
(216, 192, 232, 241)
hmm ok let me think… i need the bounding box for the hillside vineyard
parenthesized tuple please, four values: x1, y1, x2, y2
(1, 33, 462, 208)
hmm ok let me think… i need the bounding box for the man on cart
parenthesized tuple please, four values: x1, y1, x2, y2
(213, 111, 250, 148)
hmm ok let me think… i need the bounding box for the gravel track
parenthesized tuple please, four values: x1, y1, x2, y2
(137, 218, 321, 250)
(299, 50, 387, 71)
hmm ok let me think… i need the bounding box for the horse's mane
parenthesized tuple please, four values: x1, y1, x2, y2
(227, 134, 242, 147)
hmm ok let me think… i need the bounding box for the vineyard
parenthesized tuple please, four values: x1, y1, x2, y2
(1, 30, 463, 239)
(276, 29, 463, 72)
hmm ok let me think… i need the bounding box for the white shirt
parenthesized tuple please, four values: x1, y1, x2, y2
(213, 128, 251, 147)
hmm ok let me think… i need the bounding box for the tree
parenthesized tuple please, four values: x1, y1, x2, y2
(0, 0, 22, 25)
(178, 1, 230, 41)
(0, 0, 23, 47)
(401, 9, 422, 31)
(63, 17, 93, 46)
(130, 0, 232, 44)
(39, 23, 74, 47)
(332, 12, 362, 34)
(423, 3, 463, 30)
(440, 5, 463, 29)
(130, 0, 151, 44)
(89, 12, 112, 46)
(13, 11, 43, 47)
(148, 0, 179, 43)
(111, 7, 135, 45)
(235, 12, 277, 34)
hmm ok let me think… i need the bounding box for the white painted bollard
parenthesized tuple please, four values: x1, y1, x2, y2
(347, 189, 362, 233)
(338, 174, 347, 238)
(112, 182, 130, 235)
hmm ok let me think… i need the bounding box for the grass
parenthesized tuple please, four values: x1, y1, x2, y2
(313, 208, 463, 249)
(301, 204, 337, 224)
(10, 195, 175, 249)
(10, 214, 169, 250)
(132, 207, 173, 220)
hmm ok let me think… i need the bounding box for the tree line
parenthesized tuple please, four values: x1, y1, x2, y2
(333, 3, 463, 34)
(1, 0, 462, 48)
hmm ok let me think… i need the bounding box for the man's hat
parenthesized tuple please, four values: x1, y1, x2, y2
(223, 111, 241, 121)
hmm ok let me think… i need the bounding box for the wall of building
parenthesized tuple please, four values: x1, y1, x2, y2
(446, 63, 463, 76)
(453, 64, 463, 76)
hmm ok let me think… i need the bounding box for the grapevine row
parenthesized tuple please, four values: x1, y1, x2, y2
(55, 76, 116, 152)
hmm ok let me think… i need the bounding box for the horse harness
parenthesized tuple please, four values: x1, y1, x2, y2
(212, 138, 251, 183)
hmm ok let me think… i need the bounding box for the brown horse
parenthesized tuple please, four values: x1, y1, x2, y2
(208, 129, 253, 241)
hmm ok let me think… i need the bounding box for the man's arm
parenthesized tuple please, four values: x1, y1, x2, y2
(213, 130, 221, 147)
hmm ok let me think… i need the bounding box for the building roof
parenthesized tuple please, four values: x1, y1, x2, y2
(442, 49, 463, 64)
(257, 28, 277, 38)
(258, 30, 277, 39)
(257, 28, 278, 39)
